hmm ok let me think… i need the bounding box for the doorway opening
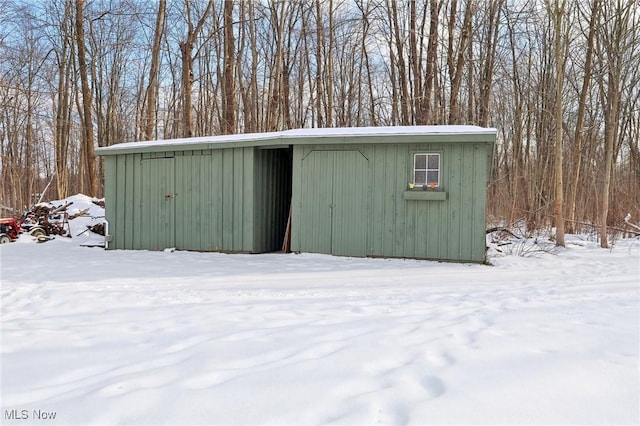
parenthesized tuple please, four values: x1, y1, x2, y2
(254, 146, 293, 253)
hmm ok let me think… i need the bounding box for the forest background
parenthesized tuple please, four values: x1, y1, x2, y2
(0, 0, 638, 246)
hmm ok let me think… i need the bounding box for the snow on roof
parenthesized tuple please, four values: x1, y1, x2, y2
(97, 125, 496, 153)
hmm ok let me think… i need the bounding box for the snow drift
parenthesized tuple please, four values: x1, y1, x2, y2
(1, 196, 638, 425)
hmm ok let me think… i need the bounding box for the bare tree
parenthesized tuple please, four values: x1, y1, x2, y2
(566, 0, 599, 233)
(50, 0, 75, 199)
(596, 0, 634, 248)
(447, 0, 473, 124)
(387, 0, 410, 125)
(0, 0, 638, 237)
(179, 0, 214, 138)
(477, 0, 503, 127)
(222, 0, 236, 134)
(549, 0, 568, 247)
(74, 0, 98, 196)
(237, 0, 257, 133)
(143, 0, 166, 141)
(423, 0, 442, 124)
(355, 0, 379, 126)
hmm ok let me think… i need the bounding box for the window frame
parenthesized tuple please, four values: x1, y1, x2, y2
(412, 152, 441, 188)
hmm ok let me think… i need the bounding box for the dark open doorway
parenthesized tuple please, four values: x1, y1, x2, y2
(253, 146, 292, 252)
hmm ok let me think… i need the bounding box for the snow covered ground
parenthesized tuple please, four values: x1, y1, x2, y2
(1, 211, 639, 425)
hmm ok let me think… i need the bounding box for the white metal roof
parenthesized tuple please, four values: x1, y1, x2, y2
(96, 125, 496, 155)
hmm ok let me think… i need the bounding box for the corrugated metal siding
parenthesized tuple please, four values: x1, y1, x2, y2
(105, 147, 254, 252)
(292, 142, 490, 262)
(253, 148, 292, 253)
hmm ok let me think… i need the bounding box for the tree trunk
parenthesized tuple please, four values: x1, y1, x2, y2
(75, 0, 98, 196)
(315, 0, 324, 127)
(389, 0, 410, 125)
(567, 0, 599, 233)
(356, 0, 378, 126)
(478, 0, 502, 127)
(423, 0, 441, 124)
(448, 0, 473, 124)
(552, 0, 567, 247)
(143, 0, 165, 141)
(223, 0, 236, 134)
(246, 0, 259, 132)
(180, 40, 194, 138)
(55, 20, 73, 199)
(599, 87, 619, 248)
(180, 0, 214, 138)
(597, 0, 630, 248)
(325, 0, 334, 126)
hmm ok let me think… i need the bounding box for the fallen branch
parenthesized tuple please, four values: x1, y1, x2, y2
(537, 214, 640, 236)
(486, 227, 520, 238)
(68, 208, 90, 220)
(623, 214, 640, 232)
(51, 201, 73, 214)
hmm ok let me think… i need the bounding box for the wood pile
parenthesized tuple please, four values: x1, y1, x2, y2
(24, 200, 105, 238)
(24, 202, 73, 236)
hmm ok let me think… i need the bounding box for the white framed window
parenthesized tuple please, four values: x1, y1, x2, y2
(413, 153, 440, 187)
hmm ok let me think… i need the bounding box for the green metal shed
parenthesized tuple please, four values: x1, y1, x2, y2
(96, 125, 496, 263)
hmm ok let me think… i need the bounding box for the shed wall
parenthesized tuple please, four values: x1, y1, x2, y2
(291, 142, 490, 262)
(102, 131, 493, 262)
(104, 147, 254, 251)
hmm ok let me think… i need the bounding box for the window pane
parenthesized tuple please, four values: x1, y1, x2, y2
(414, 171, 426, 184)
(414, 154, 426, 170)
(427, 154, 439, 169)
(427, 171, 439, 185)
